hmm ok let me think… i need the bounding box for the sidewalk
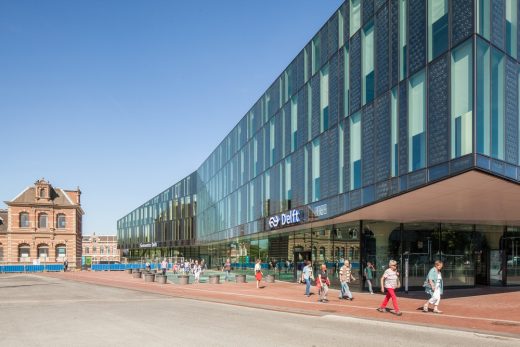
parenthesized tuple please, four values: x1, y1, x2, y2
(41, 271, 520, 338)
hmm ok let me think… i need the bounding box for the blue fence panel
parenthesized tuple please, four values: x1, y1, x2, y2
(45, 264, 64, 272)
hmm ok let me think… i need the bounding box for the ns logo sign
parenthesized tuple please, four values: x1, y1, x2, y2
(268, 209, 303, 230)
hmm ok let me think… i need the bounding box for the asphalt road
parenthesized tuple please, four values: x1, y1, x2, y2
(0, 274, 518, 347)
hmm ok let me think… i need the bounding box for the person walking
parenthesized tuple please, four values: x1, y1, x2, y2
(224, 258, 231, 282)
(377, 260, 402, 316)
(254, 259, 263, 289)
(302, 260, 313, 297)
(423, 260, 444, 314)
(339, 260, 355, 300)
(63, 258, 68, 272)
(193, 260, 202, 284)
(161, 258, 168, 275)
(317, 264, 330, 303)
(364, 261, 375, 294)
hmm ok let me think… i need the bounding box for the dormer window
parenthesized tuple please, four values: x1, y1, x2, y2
(39, 188, 46, 198)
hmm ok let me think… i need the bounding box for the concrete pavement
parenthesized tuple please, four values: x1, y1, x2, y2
(1, 273, 519, 347)
(38, 270, 520, 338)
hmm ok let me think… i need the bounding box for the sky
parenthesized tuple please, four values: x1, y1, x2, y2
(0, 0, 344, 235)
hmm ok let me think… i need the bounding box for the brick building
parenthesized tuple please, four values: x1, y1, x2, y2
(0, 179, 84, 268)
(82, 234, 119, 264)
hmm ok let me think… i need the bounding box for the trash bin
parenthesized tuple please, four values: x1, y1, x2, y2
(178, 275, 190, 285)
(156, 274, 167, 284)
(208, 275, 220, 284)
(132, 272, 142, 279)
(266, 274, 275, 283)
(144, 273, 155, 282)
(235, 274, 246, 283)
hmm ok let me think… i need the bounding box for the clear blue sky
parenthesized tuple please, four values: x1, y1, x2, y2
(0, 0, 344, 235)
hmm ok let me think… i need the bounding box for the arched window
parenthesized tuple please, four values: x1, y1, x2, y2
(106, 247, 110, 255)
(39, 188, 46, 198)
(37, 244, 49, 259)
(100, 247, 104, 255)
(38, 213, 48, 229)
(85, 247, 89, 254)
(56, 214, 66, 229)
(20, 212, 30, 228)
(19, 243, 31, 262)
(56, 244, 66, 260)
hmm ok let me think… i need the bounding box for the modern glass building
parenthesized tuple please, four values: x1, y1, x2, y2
(118, 0, 520, 290)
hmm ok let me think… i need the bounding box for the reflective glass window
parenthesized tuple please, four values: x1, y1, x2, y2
(408, 70, 426, 171)
(350, 112, 362, 189)
(476, 0, 490, 40)
(350, 0, 361, 35)
(291, 96, 298, 151)
(320, 64, 329, 132)
(451, 40, 473, 158)
(344, 45, 350, 117)
(506, 0, 517, 58)
(312, 139, 320, 202)
(391, 87, 398, 176)
(399, 0, 407, 80)
(362, 21, 374, 105)
(428, 0, 448, 61)
(476, 39, 490, 155)
(339, 123, 345, 193)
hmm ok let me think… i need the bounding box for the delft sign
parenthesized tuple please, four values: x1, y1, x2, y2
(268, 209, 303, 229)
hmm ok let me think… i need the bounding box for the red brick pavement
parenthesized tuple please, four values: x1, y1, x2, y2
(41, 271, 520, 337)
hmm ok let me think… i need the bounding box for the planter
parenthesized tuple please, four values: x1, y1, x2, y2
(208, 275, 220, 284)
(266, 274, 275, 283)
(156, 275, 167, 284)
(178, 275, 190, 285)
(132, 272, 142, 279)
(144, 273, 155, 282)
(126, 269, 133, 274)
(235, 274, 247, 283)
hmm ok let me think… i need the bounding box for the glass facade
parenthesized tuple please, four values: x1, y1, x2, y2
(118, 1, 520, 289)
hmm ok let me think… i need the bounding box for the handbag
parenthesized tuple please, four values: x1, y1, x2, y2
(396, 276, 401, 289)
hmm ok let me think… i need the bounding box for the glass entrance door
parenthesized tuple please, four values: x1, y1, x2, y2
(505, 232, 520, 285)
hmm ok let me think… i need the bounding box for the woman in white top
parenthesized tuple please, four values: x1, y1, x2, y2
(376, 260, 402, 316)
(193, 260, 202, 284)
(423, 260, 444, 313)
(254, 259, 263, 289)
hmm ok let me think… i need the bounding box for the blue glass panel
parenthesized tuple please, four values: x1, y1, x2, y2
(353, 160, 362, 189)
(432, 14, 448, 59)
(412, 132, 425, 171)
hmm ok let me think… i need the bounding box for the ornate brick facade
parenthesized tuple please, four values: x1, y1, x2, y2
(0, 179, 84, 268)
